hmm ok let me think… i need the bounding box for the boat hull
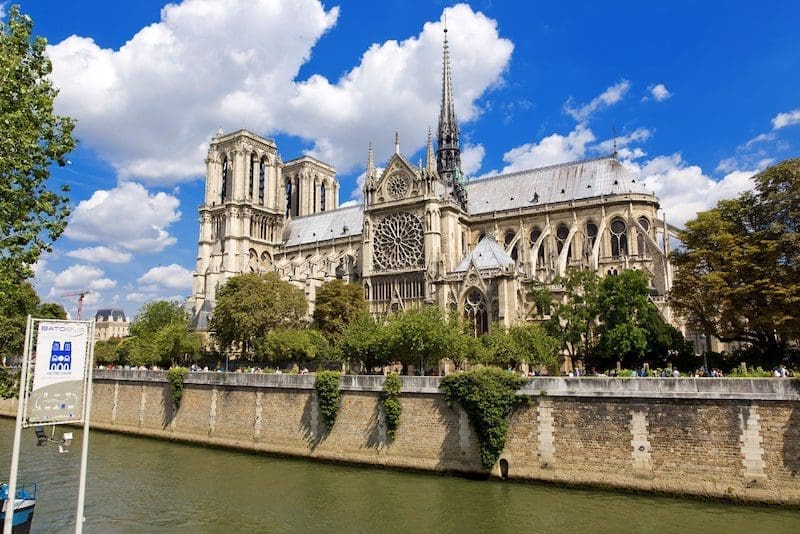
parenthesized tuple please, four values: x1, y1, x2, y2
(1, 499, 36, 534)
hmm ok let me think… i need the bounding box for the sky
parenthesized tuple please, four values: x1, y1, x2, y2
(6, 0, 800, 321)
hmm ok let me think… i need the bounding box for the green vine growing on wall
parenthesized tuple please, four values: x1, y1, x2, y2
(315, 370, 341, 430)
(383, 372, 402, 440)
(440, 367, 528, 470)
(167, 366, 189, 409)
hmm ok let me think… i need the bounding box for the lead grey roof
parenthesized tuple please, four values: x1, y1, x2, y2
(283, 205, 363, 247)
(464, 156, 653, 215)
(95, 308, 127, 322)
(453, 237, 515, 272)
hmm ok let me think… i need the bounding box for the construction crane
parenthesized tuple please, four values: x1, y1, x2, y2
(61, 290, 94, 320)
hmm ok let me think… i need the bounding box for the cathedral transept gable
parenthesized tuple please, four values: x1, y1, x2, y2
(374, 154, 422, 204)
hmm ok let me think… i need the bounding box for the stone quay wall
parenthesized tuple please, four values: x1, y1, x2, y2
(2, 371, 799, 504)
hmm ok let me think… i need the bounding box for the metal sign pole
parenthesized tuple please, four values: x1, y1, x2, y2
(74, 320, 94, 534)
(3, 315, 33, 534)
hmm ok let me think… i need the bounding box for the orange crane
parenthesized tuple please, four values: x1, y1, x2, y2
(61, 290, 94, 320)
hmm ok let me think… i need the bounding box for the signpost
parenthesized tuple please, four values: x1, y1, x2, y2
(4, 316, 95, 534)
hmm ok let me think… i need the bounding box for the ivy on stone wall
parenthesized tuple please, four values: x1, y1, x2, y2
(315, 370, 341, 430)
(440, 367, 528, 470)
(167, 366, 189, 409)
(383, 373, 402, 440)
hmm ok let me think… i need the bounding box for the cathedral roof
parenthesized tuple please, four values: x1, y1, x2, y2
(453, 236, 515, 273)
(464, 156, 653, 215)
(283, 205, 363, 247)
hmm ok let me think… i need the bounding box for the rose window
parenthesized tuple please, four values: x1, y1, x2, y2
(387, 174, 409, 200)
(373, 212, 424, 270)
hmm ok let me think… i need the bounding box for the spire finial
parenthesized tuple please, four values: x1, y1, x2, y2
(611, 125, 618, 159)
(425, 127, 436, 174)
(394, 131, 400, 155)
(366, 141, 375, 179)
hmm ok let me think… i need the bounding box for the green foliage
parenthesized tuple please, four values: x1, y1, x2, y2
(312, 280, 368, 343)
(382, 307, 462, 374)
(479, 322, 559, 369)
(314, 370, 341, 430)
(728, 366, 774, 378)
(255, 327, 331, 363)
(167, 366, 189, 408)
(0, 5, 76, 293)
(337, 314, 391, 371)
(0, 367, 20, 399)
(211, 273, 307, 356)
(93, 337, 123, 365)
(670, 159, 800, 363)
(0, 281, 64, 363)
(123, 300, 199, 367)
(440, 368, 528, 470)
(383, 372, 402, 440)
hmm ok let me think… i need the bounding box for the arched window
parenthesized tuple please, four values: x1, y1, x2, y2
(221, 156, 229, 202)
(285, 181, 292, 217)
(313, 178, 318, 213)
(249, 153, 256, 199)
(464, 289, 489, 337)
(637, 217, 650, 257)
(320, 182, 327, 212)
(584, 221, 598, 259)
(530, 227, 545, 264)
(503, 230, 519, 260)
(556, 224, 572, 259)
(259, 157, 266, 205)
(610, 218, 628, 257)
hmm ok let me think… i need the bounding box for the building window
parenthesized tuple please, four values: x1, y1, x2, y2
(249, 153, 255, 199)
(221, 156, 229, 202)
(321, 182, 327, 212)
(637, 217, 650, 257)
(285, 181, 292, 217)
(610, 218, 628, 257)
(556, 224, 571, 260)
(504, 230, 518, 261)
(464, 289, 488, 337)
(585, 222, 598, 251)
(259, 157, 266, 205)
(313, 179, 317, 213)
(530, 227, 545, 264)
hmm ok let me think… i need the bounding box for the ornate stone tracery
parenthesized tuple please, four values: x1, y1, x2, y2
(387, 174, 409, 199)
(373, 211, 424, 270)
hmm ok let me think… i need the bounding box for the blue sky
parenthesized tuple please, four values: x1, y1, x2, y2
(8, 0, 800, 320)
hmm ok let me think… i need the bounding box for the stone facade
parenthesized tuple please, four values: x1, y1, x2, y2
(2, 371, 794, 504)
(189, 29, 678, 336)
(94, 308, 129, 341)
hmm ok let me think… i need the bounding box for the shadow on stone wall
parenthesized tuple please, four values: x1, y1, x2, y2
(363, 398, 382, 450)
(784, 400, 800, 475)
(301, 391, 323, 450)
(161, 384, 174, 430)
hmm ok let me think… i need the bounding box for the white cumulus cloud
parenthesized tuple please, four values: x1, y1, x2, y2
(649, 83, 672, 102)
(491, 124, 596, 175)
(461, 144, 485, 176)
(65, 182, 181, 253)
(66, 246, 133, 264)
(563, 80, 630, 122)
(771, 108, 800, 130)
(53, 264, 117, 291)
(47, 1, 512, 182)
(137, 264, 193, 291)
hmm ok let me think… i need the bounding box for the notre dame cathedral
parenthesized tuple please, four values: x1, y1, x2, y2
(190, 29, 675, 338)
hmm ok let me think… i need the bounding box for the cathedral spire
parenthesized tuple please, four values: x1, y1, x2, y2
(425, 127, 436, 174)
(367, 140, 375, 179)
(394, 131, 400, 154)
(436, 18, 467, 210)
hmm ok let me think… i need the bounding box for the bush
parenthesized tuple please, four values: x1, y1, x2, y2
(440, 368, 528, 470)
(728, 366, 774, 378)
(167, 366, 189, 408)
(0, 367, 19, 399)
(383, 373, 402, 440)
(315, 370, 341, 430)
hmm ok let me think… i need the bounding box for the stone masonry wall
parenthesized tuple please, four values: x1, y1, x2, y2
(2, 371, 798, 504)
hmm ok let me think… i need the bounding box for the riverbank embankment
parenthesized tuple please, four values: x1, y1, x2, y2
(2, 371, 798, 504)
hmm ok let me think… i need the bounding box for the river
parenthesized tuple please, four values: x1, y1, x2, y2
(1, 418, 799, 533)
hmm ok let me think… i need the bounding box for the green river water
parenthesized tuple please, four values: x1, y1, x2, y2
(1, 418, 799, 533)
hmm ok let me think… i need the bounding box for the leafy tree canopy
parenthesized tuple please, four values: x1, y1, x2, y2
(130, 300, 188, 338)
(255, 327, 331, 364)
(0, 5, 76, 294)
(0, 281, 66, 362)
(383, 307, 462, 374)
(670, 158, 800, 362)
(312, 280, 367, 343)
(210, 273, 307, 355)
(337, 314, 392, 371)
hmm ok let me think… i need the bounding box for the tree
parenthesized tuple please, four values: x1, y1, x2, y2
(123, 300, 198, 367)
(337, 314, 391, 371)
(312, 280, 367, 343)
(0, 281, 64, 363)
(255, 327, 331, 365)
(0, 5, 76, 295)
(670, 159, 800, 363)
(210, 273, 308, 356)
(594, 270, 651, 366)
(383, 307, 455, 375)
(130, 300, 188, 339)
(94, 337, 123, 365)
(480, 322, 559, 370)
(154, 322, 202, 366)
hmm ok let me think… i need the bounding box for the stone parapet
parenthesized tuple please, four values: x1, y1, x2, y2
(92, 370, 800, 400)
